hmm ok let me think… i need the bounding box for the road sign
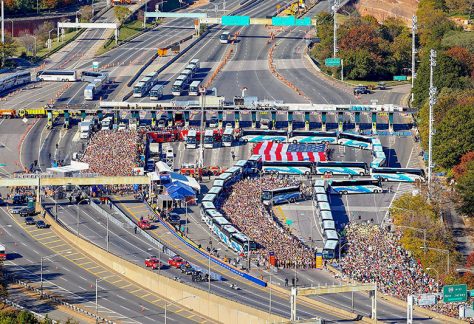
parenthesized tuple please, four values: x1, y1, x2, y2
(92, 61, 99, 69)
(443, 284, 467, 303)
(325, 58, 341, 67)
(272, 16, 296, 26)
(0, 164, 6, 167)
(222, 15, 250, 26)
(413, 293, 437, 306)
(393, 75, 408, 81)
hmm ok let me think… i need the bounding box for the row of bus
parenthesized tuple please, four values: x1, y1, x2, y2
(314, 180, 338, 259)
(200, 155, 263, 254)
(0, 71, 31, 94)
(83, 71, 109, 100)
(171, 59, 201, 96)
(370, 137, 386, 169)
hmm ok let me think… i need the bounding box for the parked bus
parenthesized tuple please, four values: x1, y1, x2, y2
(338, 132, 372, 150)
(217, 172, 235, 188)
(371, 167, 426, 183)
(241, 134, 287, 143)
(316, 161, 369, 176)
(223, 166, 242, 183)
(212, 179, 225, 188)
(84, 78, 106, 100)
(247, 154, 263, 174)
(313, 186, 326, 195)
(185, 64, 198, 75)
(200, 201, 216, 218)
(220, 31, 231, 44)
(230, 232, 256, 253)
(317, 201, 331, 212)
(370, 151, 387, 168)
(133, 76, 155, 98)
(202, 208, 223, 228)
(207, 186, 223, 198)
(189, 80, 201, 96)
(322, 239, 338, 259)
(37, 70, 77, 82)
(320, 210, 334, 222)
(263, 161, 314, 176)
(185, 129, 197, 148)
(149, 84, 164, 100)
(215, 223, 238, 248)
(210, 216, 231, 232)
(202, 193, 218, 204)
(261, 185, 303, 206)
(321, 219, 336, 232)
(289, 131, 338, 144)
(315, 193, 328, 203)
(314, 179, 327, 190)
(180, 69, 193, 81)
(81, 70, 108, 83)
(189, 58, 200, 70)
(0, 71, 31, 93)
(222, 128, 234, 147)
(328, 179, 383, 194)
(172, 80, 185, 96)
(203, 129, 215, 149)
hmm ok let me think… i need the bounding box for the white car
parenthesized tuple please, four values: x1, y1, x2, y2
(9, 206, 23, 214)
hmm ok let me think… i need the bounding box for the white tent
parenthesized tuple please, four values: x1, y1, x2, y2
(46, 161, 90, 176)
(155, 161, 172, 173)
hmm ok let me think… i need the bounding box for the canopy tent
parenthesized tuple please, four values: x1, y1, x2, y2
(46, 161, 90, 176)
(165, 181, 196, 200)
(169, 172, 200, 191)
(155, 161, 172, 173)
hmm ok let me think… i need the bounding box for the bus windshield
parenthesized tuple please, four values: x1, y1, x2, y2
(204, 135, 214, 144)
(186, 136, 196, 144)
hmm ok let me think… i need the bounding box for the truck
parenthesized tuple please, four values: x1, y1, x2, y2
(101, 116, 113, 130)
(79, 121, 92, 139)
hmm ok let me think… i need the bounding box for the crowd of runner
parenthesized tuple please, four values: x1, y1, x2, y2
(81, 129, 144, 176)
(221, 176, 314, 268)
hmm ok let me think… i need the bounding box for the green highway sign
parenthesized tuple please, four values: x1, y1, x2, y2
(325, 58, 341, 67)
(443, 284, 467, 303)
(0, 164, 6, 167)
(222, 16, 250, 26)
(393, 75, 408, 81)
(272, 16, 296, 26)
(296, 17, 311, 26)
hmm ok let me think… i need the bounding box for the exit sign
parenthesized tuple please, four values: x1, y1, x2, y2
(325, 58, 341, 67)
(393, 75, 408, 81)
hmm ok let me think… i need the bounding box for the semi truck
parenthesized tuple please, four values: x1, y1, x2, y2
(79, 121, 92, 139)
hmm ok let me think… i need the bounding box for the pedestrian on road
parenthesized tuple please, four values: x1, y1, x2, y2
(134, 226, 138, 234)
(285, 278, 288, 287)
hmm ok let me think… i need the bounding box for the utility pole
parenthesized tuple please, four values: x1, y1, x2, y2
(1, 0, 4, 67)
(428, 49, 437, 194)
(411, 15, 417, 102)
(198, 87, 206, 168)
(332, 0, 339, 58)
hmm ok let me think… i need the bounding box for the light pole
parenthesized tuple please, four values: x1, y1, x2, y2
(48, 28, 54, 50)
(36, 0, 39, 14)
(420, 246, 449, 273)
(332, 0, 340, 58)
(165, 295, 196, 324)
(198, 87, 206, 168)
(426, 267, 439, 283)
(427, 49, 437, 194)
(40, 251, 71, 298)
(411, 15, 417, 103)
(76, 198, 89, 236)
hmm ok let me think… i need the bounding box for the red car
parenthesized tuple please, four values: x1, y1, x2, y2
(138, 219, 152, 230)
(145, 256, 162, 270)
(168, 255, 186, 268)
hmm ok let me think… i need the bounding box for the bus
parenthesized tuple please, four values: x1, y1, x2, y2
(313, 186, 326, 195)
(371, 138, 383, 152)
(289, 131, 338, 144)
(338, 132, 372, 150)
(201, 208, 223, 228)
(133, 76, 155, 98)
(172, 80, 185, 96)
(315, 193, 328, 203)
(220, 31, 231, 44)
(211, 216, 231, 232)
(317, 201, 331, 212)
(180, 69, 193, 81)
(370, 151, 387, 168)
(0, 244, 6, 260)
(328, 179, 383, 194)
(202, 193, 218, 204)
(247, 154, 263, 174)
(207, 186, 223, 196)
(261, 186, 303, 206)
(314, 179, 327, 190)
(224, 166, 242, 183)
(203, 129, 215, 149)
(215, 224, 239, 248)
(316, 161, 369, 176)
(0, 71, 31, 94)
(189, 58, 200, 70)
(81, 70, 108, 83)
(217, 172, 235, 188)
(230, 232, 256, 253)
(185, 64, 198, 75)
(321, 219, 336, 232)
(149, 84, 164, 100)
(189, 80, 201, 96)
(200, 201, 216, 218)
(84, 77, 106, 100)
(212, 179, 225, 188)
(222, 128, 234, 147)
(371, 167, 426, 183)
(320, 210, 333, 222)
(37, 70, 77, 82)
(263, 165, 312, 176)
(322, 239, 338, 259)
(185, 129, 197, 149)
(241, 135, 287, 143)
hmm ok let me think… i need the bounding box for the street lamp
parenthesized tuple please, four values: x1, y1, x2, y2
(426, 267, 439, 283)
(48, 28, 54, 51)
(40, 251, 71, 298)
(165, 295, 196, 324)
(76, 198, 90, 236)
(420, 247, 450, 274)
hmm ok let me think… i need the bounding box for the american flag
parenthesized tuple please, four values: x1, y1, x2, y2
(252, 142, 327, 162)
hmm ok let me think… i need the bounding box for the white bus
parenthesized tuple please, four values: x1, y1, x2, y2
(180, 69, 193, 80)
(172, 80, 185, 96)
(222, 128, 234, 147)
(133, 76, 155, 98)
(37, 70, 77, 82)
(81, 70, 109, 83)
(101, 116, 113, 130)
(185, 129, 197, 149)
(176, 74, 190, 85)
(188, 80, 201, 96)
(84, 77, 106, 100)
(203, 129, 214, 149)
(220, 31, 231, 44)
(149, 84, 164, 100)
(0, 71, 31, 93)
(189, 58, 200, 70)
(185, 64, 197, 75)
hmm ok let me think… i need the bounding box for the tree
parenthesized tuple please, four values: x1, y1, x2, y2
(79, 5, 94, 22)
(442, 30, 474, 52)
(43, 0, 57, 9)
(342, 48, 378, 80)
(417, 0, 455, 49)
(0, 36, 18, 67)
(137, 9, 145, 23)
(433, 105, 474, 169)
(456, 159, 474, 216)
(34, 21, 54, 48)
(466, 251, 474, 268)
(17, 32, 36, 56)
(453, 152, 474, 179)
(445, 0, 471, 14)
(114, 6, 131, 24)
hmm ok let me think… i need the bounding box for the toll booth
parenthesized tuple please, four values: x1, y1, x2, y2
(131, 111, 140, 125)
(251, 111, 257, 128)
(271, 111, 277, 130)
(151, 111, 157, 128)
(304, 112, 310, 131)
(184, 111, 190, 127)
(321, 112, 327, 132)
(97, 110, 103, 120)
(167, 111, 173, 127)
(338, 112, 344, 132)
(64, 111, 70, 128)
(234, 111, 240, 129)
(372, 112, 377, 134)
(218, 111, 223, 128)
(354, 111, 361, 133)
(114, 110, 120, 125)
(287, 111, 293, 132)
(388, 112, 394, 133)
(47, 110, 53, 129)
(81, 110, 87, 121)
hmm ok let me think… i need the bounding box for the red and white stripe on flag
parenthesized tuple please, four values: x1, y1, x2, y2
(252, 142, 327, 162)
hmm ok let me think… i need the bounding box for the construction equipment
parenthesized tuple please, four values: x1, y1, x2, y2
(281, 0, 306, 16)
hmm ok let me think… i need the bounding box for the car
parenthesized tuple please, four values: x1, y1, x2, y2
(144, 256, 162, 270)
(35, 220, 48, 229)
(191, 270, 209, 282)
(208, 117, 219, 128)
(138, 219, 152, 230)
(180, 262, 194, 275)
(225, 123, 232, 129)
(167, 213, 181, 226)
(375, 82, 387, 90)
(19, 207, 35, 217)
(24, 217, 36, 225)
(158, 119, 167, 127)
(353, 86, 370, 95)
(9, 206, 23, 214)
(168, 256, 186, 268)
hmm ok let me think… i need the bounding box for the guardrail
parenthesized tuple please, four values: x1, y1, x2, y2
(140, 201, 268, 287)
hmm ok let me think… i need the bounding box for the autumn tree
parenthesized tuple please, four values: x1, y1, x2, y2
(456, 159, 474, 216)
(79, 5, 94, 22)
(34, 21, 54, 49)
(114, 6, 131, 24)
(0, 36, 18, 67)
(453, 152, 474, 180)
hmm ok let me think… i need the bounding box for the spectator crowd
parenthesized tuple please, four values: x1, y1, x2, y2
(339, 223, 470, 319)
(221, 176, 314, 269)
(81, 129, 144, 176)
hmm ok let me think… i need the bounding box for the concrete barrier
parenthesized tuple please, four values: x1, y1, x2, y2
(327, 265, 464, 323)
(45, 213, 287, 324)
